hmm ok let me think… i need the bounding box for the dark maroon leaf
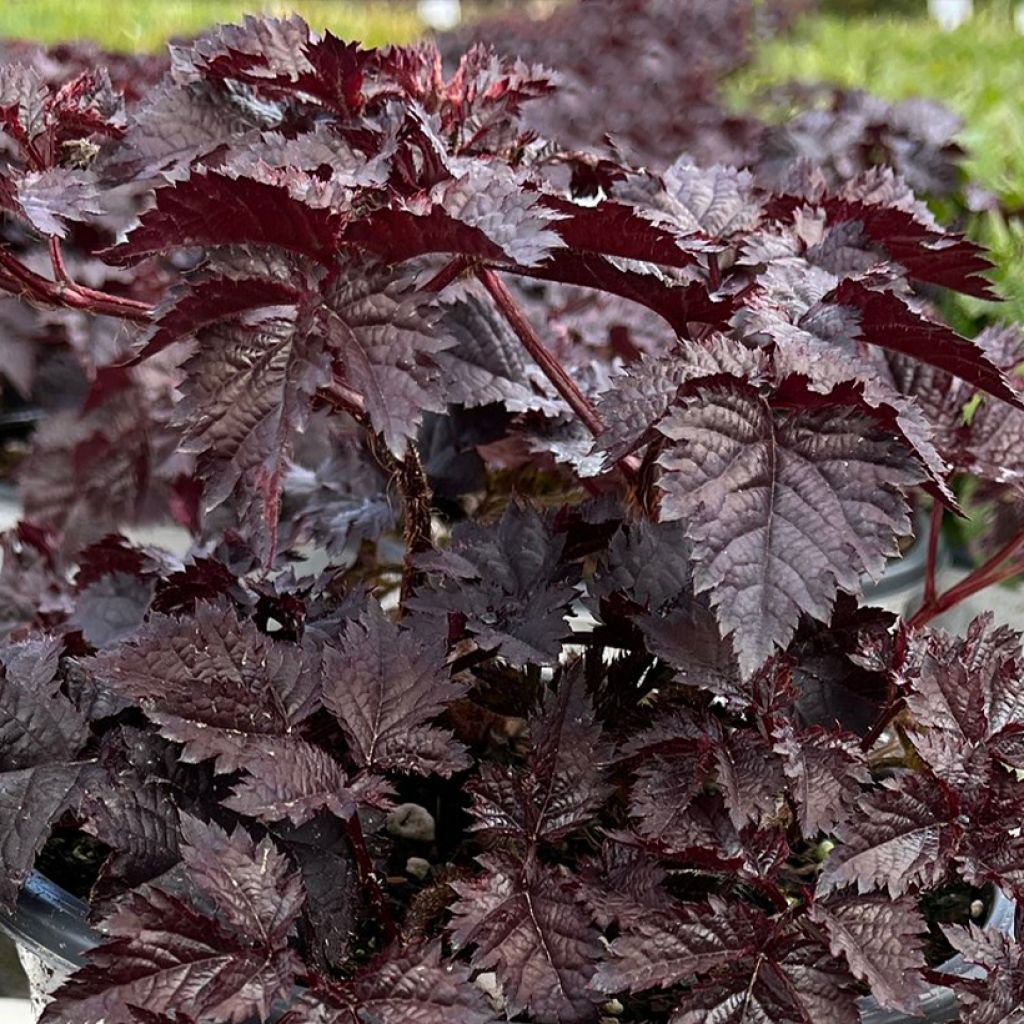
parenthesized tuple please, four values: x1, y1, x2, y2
(43, 822, 302, 1024)
(817, 773, 961, 897)
(903, 615, 1024, 780)
(941, 924, 1024, 1024)
(272, 814, 359, 973)
(279, 941, 497, 1024)
(14, 167, 102, 236)
(469, 667, 610, 845)
(810, 892, 929, 1013)
(83, 601, 350, 824)
(656, 377, 924, 675)
(0, 763, 82, 909)
(179, 815, 304, 945)
(449, 853, 601, 1024)
(774, 724, 869, 835)
(318, 258, 448, 457)
(408, 501, 580, 666)
(435, 288, 563, 415)
(80, 770, 181, 893)
(591, 336, 768, 465)
(827, 280, 1017, 407)
(322, 599, 469, 777)
(137, 269, 306, 363)
(615, 157, 763, 240)
(0, 634, 87, 770)
(106, 172, 345, 266)
(175, 313, 330, 560)
(596, 896, 859, 1024)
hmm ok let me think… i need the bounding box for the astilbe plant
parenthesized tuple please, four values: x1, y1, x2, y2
(3, 5, 1024, 1023)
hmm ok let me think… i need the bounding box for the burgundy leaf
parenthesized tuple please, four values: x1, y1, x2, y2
(435, 288, 563, 415)
(904, 615, 1024, 780)
(774, 724, 870, 835)
(713, 729, 785, 830)
(591, 336, 768, 465)
(469, 667, 610, 845)
(221, 737, 355, 825)
(80, 771, 181, 893)
(408, 501, 580, 666)
(810, 892, 929, 1013)
(179, 815, 304, 945)
(449, 854, 601, 1024)
(106, 172, 345, 266)
(175, 312, 330, 560)
(43, 884, 300, 1024)
(0, 634, 87, 770)
(827, 280, 1017, 407)
(279, 941, 496, 1024)
(616, 157, 763, 240)
(82, 602, 349, 824)
(14, 167, 102, 237)
(272, 814, 359, 973)
(322, 599, 469, 777)
(596, 897, 859, 1024)
(318, 258, 449, 456)
(137, 270, 306, 363)
(817, 773, 961, 897)
(656, 377, 923, 675)
(941, 924, 1024, 1024)
(84, 601, 317, 743)
(0, 763, 82, 909)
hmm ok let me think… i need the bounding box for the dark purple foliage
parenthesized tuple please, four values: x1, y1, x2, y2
(1, 3, 1024, 1023)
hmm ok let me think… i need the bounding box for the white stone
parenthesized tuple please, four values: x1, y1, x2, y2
(385, 803, 436, 843)
(405, 856, 431, 880)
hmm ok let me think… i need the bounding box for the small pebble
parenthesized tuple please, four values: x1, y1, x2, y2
(970, 899, 986, 918)
(601, 999, 624, 1016)
(386, 802, 436, 842)
(476, 971, 505, 1011)
(406, 856, 431, 880)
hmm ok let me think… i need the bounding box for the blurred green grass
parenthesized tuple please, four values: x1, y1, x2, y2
(0, 1, 424, 51)
(730, 10, 1024, 326)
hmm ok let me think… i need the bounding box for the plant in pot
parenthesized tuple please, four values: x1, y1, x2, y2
(4, 7, 1024, 1024)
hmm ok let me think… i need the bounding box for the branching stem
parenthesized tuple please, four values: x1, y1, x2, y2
(909, 524, 1024, 631)
(0, 246, 153, 322)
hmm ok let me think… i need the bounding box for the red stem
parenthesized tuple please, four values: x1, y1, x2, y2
(0, 247, 153, 323)
(908, 525, 1024, 631)
(48, 236, 69, 283)
(922, 503, 943, 608)
(344, 812, 397, 943)
(707, 252, 721, 292)
(422, 256, 469, 293)
(477, 267, 603, 430)
(477, 267, 640, 477)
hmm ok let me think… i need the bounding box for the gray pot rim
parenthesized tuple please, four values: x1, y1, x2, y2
(0, 870, 1014, 1023)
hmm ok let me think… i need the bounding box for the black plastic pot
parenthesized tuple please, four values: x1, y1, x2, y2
(0, 870, 1014, 1023)
(2, 874, 94, 975)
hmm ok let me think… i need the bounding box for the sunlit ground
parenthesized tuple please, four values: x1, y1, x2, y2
(0, 0, 425, 50)
(729, 8, 1024, 326)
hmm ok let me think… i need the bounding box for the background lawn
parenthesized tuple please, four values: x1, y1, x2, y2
(730, 7, 1024, 326)
(0, 0, 426, 51)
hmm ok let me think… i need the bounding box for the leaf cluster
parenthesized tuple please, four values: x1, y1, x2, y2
(0, 3, 1022, 1023)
